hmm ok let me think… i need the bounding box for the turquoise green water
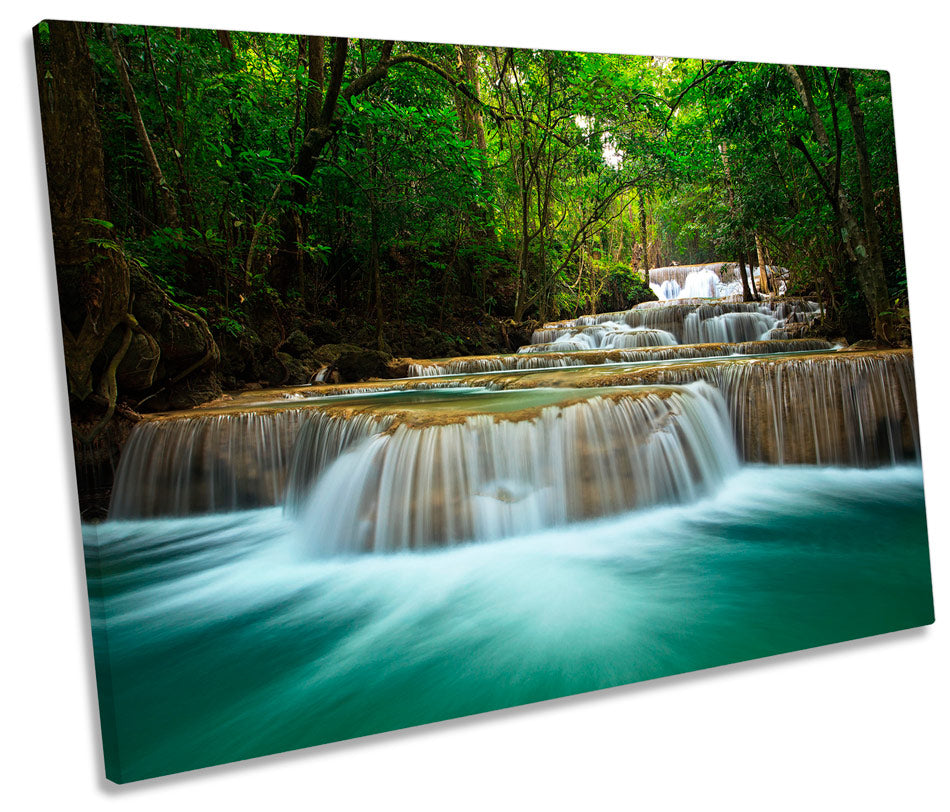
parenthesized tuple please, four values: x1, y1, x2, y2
(85, 465, 933, 783)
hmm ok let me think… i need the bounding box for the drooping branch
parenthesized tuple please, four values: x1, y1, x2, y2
(385, 52, 484, 110)
(665, 61, 735, 125)
(787, 134, 836, 206)
(143, 26, 197, 228)
(784, 65, 830, 150)
(105, 25, 180, 229)
(292, 40, 497, 195)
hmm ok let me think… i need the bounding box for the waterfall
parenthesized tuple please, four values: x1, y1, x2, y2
(648, 263, 731, 300)
(681, 309, 777, 343)
(290, 383, 737, 555)
(484, 351, 919, 467)
(109, 347, 910, 522)
(654, 267, 721, 299)
(648, 263, 727, 288)
(282, 411, 396, 509)
(704, 353, 920, 466)
(522, 323, 678, 353)
(622, 299, 815, 343)
(109, 410, 309, 518)
(648, 263, 792, 301)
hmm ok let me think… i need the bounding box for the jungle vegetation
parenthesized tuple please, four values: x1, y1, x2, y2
(35, 21, 906, 436)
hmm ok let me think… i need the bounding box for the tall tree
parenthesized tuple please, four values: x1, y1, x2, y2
(784, 64, 891, 341)
(35, 21, 133, 436)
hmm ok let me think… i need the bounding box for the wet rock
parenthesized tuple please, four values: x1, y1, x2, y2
(500, 320, 540, 353)
(387, 358, 412, 378)
(309, 365, 342, 385)
(165, 376, 224, 411)
(780, 321, 810, 339)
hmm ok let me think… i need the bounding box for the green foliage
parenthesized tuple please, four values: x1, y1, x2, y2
(80, 25, 903, 343)
(214, 316, 245, 337)
(602, 261, 653, 303)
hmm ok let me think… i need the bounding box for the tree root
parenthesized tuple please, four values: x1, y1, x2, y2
(136, 341, 216, 408)
(72, 313, 138, 445)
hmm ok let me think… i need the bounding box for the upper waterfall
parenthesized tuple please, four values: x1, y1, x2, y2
(648, 263, 789, 300)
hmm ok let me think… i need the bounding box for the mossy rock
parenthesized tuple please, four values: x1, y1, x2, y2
(280, 329, 316, 358)
(262, 351, 314, 386)
(313, 343, 364, 363)
(218, 328, 264, 382)
(116, 331, 161, 392)
(125, 263, 222, 407)
(304, 318, 343, 346)
(335, 348, 393, 382)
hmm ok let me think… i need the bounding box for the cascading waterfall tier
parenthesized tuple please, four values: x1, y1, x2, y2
(108, 392, 422, 518)
(109, 409, 310, 518)
(532, 298, 819, 346)
(407, 338, 833, 377)
(289, 384, 738, 555)
(521, 324, 679, 353)
(461, 350, 919, 467)
(108, 346, 917, 524)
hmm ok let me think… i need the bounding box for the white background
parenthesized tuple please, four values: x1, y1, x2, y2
(2, 2, 947, 809)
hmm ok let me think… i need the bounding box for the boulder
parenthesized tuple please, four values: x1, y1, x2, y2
(280, 329, 316, 358)
(304, 318, 343, 346)
(313, 343, 365, 363)
(263, 352, 314, 386)
(335, 348, 393, 382)
(218, 328, 264, 384)
(116, 331, 161, 392)
(127, 263, 221, 409)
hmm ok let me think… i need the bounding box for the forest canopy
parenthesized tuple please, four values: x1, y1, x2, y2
(35, 21, 906, 426)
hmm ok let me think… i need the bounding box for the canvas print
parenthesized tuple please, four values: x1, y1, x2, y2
(34, 19, 934, 783)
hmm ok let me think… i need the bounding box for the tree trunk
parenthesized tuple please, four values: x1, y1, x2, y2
(840, 67, 891, 340)
(784, 64, 890, 342)
(305, 36, 325, 133)
(638, 190, 648, 270)
(35, 21, 132, 408)
(460, 46, 487, 153)
(744, 242, 759, 299)
(143, 27, 198, 231)
(755, 233, 771, 294)
(737, 257, 752, 302)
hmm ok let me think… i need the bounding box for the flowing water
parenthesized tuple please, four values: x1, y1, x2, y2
(87, 466, 932, 783)
(86, 289, 933, 782)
